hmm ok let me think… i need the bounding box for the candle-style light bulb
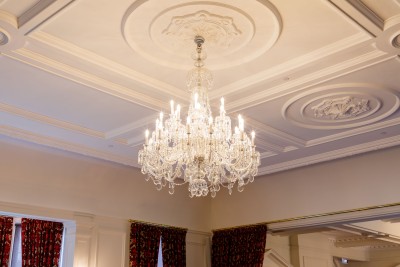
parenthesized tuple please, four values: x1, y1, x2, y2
(238, 115, 244, 132)
(220, 97, 225, 115)
(176, 104, 181, 117)
(170, 100, 174, 114)
(251, 131, 255, 146)
(145, 129, 149, 145)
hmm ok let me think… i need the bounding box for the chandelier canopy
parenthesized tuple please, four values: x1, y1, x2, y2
(138, 36, 260, 197)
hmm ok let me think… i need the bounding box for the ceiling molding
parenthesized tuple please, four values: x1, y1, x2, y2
(28, 31, 188, 102)
(226, 49, 391, 112)
(105, 114, 157, 140)
(0, 102, 104, 139)
(4, 49, 166, 111)
(328, 0, 383, 36)
(306, 117, 400, 147)
(0, 126, 138, 167)
(211, 32, 372, 101)
(259, 134, 400, 175)
(244, 117, 306, 147)
(18, 0, 76, 35)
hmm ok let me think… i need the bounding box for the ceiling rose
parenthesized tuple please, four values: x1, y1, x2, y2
(122, 0, 281, 69)
(282, 84, 400, 130)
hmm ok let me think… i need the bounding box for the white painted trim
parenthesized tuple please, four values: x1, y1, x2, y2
(4, 49, 166, 111)
(227, 50, 391, 112)
(211, 32, 372, 101)
(264, 249, 293, 267)
(268, 205, 400, 233)
(0, 102, 104, 139)
(258, 134, 400, 175)
(0, 125, 139, 167)
(29, 31, 188, 102)
(18, 0, 76, 35)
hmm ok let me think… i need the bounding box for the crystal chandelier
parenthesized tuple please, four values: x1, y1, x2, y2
(138, 36, 260, 197)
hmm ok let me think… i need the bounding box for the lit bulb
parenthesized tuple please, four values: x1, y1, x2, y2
(220, 97, 225, 114)
(238, 115, 244, 132)
(251, 131, 255, 146)
(170, 100, 174, 114)
(145, 129, 149, 145)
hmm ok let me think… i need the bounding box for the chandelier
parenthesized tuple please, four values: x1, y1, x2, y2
(138, 36, 260, 197)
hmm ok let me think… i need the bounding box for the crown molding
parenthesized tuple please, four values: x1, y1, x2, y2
(226, 49, 391, 113)
(29, 31, 187, 102)
(0, 102, 104, 138)
(245, 117, 306, 147)
(211, 32, 371, 101)
(0, 126, 138, 167)
(18, 0, 76, 35)
(105, 114, 157, 140)
(328, 0, 384, 36)
(4, 49, 166, 111)
(258, 134, 400, 175)
(307, 117, 400, 147)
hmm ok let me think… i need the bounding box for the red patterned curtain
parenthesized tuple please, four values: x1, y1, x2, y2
(212, 224, 267, 267)
(0, 216, 13, 267)
(129, 222, 162, 267)
(21, 218, 64, 267)
(161, 227, 187, 267)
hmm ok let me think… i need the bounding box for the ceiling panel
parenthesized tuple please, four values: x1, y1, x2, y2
(0, 0, 400, 176)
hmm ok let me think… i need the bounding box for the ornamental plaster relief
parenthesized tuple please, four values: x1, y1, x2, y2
(311, 96, 370, 120)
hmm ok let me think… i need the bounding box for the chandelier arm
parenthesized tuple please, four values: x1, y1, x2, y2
(138, 35, 260, 197)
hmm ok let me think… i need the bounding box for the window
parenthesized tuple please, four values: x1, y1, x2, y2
(157, 237, 163, 267)
(10, 223, 22, 267)
(7, 217, 68, 267)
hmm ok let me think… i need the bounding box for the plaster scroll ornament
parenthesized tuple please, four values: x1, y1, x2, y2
(162, 10, 241, 47)
(311, 96, 371, 120)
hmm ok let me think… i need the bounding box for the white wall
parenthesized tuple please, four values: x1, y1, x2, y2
(0, 136, 211, 267)
(3, 136, 400, 266)
(211, 145, 400, 229)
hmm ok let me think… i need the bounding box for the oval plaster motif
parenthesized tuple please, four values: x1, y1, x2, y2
(282, 84, 400, 130)
(122, 0, 281, 69)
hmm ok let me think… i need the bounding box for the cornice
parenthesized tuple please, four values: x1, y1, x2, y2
(29, 31, 187, 102)
(5, 49, 166, 111)
(0, 102, 104, 138)
(0, 126, 138, 167)
(258, 134, 400, 175)
(226, 49, 391, 113)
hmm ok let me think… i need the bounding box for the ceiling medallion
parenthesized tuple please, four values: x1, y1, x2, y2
(162, 10, 241, 47)
(138, 36, 260, 197)
(311, 96, 371, 120)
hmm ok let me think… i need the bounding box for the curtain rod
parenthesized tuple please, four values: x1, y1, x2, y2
(128, 219, 188, 231)
(212, 202, 400, 232)
(212, 222, 267, 232)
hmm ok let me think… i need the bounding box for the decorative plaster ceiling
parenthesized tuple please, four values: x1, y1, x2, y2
(0, 0, 400, 177)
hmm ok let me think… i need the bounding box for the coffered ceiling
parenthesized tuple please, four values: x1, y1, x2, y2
(0, 0, 399, 175)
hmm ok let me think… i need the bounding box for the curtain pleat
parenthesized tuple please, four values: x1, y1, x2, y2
(212, 224, 267, 267)
(129, 223, 162, 267)
(161, 227, 187, 267)
(0, 216, 13, 267)
(21, 218, 64, 267)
